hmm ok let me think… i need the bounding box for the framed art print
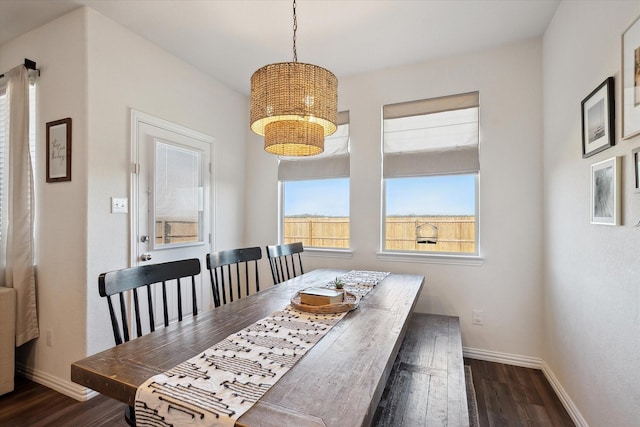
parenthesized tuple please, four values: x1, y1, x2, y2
(581, 77, 615, 158)
(622, 15, 640, 139)
(46, 118, 72, 182)
(590, 156, 621, 225)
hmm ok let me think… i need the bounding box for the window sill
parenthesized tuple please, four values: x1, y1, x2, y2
(376, 251, 484, 266)
(303, 248, 353, 259)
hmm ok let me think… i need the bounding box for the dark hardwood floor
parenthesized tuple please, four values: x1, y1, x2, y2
(1, 360, 575, 427)
(0, 375, 128, 427)
(465, 358, 575, 427)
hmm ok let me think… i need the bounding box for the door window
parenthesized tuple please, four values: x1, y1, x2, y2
(153, 140, 204, 248)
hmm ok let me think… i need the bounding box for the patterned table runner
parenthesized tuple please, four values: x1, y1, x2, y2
(134, 270, 389, 426)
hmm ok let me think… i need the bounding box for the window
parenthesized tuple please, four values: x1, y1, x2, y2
(0, 82, 36, 239)
(280, 112, 350, 249)
(382, 92, 479, 255)
(154, 140, 204, 246)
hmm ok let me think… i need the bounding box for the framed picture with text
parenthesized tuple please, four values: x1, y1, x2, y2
(45, 118, 72, 183)
(581, 77, 615, 158)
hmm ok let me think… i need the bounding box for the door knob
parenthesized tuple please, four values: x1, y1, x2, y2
(140, 235, 149, 243)
(140, 253, 152, 261)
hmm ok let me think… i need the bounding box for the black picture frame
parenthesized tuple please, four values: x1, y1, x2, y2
(581, 77, 615, 158)
(45, 117, 72, 183)
(633, 146, 640, 193)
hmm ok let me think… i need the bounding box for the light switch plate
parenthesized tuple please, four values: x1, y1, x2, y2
(472, 309, 484, 325)
(111, 197, 128, 214)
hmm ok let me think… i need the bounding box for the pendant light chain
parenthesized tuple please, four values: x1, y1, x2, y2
(292, 0, 298, 62)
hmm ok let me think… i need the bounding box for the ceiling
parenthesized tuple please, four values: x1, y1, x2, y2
(0, 0, 560, 95)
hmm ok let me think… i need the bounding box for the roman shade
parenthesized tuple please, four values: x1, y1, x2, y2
(383, 92, 479, 178)
(278, 111, 349, 181)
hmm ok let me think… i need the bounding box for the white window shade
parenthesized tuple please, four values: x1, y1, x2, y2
(278, 111, 349, 181)
(383, 92, 479, 177)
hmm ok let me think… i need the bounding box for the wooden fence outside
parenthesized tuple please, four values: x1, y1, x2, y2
(154, 215, 476, 253)
(284, 216, 476, 253)
(284, 217, 350, 249)
(155, 219, 200, 245)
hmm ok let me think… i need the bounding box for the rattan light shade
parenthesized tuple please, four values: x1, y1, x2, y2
(250, 62, 337, 156)
(264, 120, 324, 156)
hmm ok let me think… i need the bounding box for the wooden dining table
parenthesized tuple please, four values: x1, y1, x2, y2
(71, 268, 424, 426)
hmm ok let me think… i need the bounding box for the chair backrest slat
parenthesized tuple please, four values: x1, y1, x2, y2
(133, 289, 142, 338)
(206, 247, 262, 307)
(106, 297, 121, 345)
(235, 263, 242, 302)
(191, 275, 198, 316)
(162, 282, 169, 327)
(99, 258, 201, 346)
(266, 242, 304, 285)
(146, 285, 155, 333)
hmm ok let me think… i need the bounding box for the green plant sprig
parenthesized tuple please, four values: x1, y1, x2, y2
(331, 277, 345, 289)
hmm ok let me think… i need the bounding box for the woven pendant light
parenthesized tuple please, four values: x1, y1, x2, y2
(250, 0, 337, 156)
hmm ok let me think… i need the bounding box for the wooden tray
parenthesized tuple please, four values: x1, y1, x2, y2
(291, 291, 358, 314)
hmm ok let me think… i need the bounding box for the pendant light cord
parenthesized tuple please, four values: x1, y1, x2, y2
(292, 0, 298, 62)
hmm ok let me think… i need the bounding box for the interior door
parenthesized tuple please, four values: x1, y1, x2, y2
(131, 110, 215, 325)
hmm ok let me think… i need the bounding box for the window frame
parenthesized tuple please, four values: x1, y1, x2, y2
(379, 93, 483, 262)
(379, 173, 482, 263)
(277, 112, 352, 253)
(279, 177, 352, 253)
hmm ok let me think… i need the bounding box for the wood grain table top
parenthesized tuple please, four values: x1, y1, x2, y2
(71, 269, 424, 427)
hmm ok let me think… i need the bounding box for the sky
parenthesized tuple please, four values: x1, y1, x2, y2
(284, 178, 350, 216)
(283, 175, 476, 217)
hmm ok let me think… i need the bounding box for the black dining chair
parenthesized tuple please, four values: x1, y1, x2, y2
(265, 242, 304, 285)
(206, 246, 263, 307)
(98, 258, 202, 426)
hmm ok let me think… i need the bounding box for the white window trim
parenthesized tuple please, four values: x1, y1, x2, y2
(303, 247, 353, 259)
(376, 250, 484, 266)
(278, 178, 352, 251)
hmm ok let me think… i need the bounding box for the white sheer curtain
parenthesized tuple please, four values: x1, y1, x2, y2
(0, 65, 38, 346)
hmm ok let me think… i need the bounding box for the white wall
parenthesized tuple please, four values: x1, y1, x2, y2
(1, 8, 89, 396)
(246, 38, 545, 359)
(543, 2, 640, 426)
(84, 8, 248, 357)
(0, 6, 248, 396)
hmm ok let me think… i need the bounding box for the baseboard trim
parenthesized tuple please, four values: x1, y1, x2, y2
(462, 347, 588, 427)
(16, 363, 98, 402)
(541, 361, 589, 427)
(462, 346, 543, 369)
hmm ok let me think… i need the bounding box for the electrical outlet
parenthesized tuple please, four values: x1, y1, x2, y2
(46, 329, 53, 347)
(111, 197, 128, 214)
(472, 309, 484, 325)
